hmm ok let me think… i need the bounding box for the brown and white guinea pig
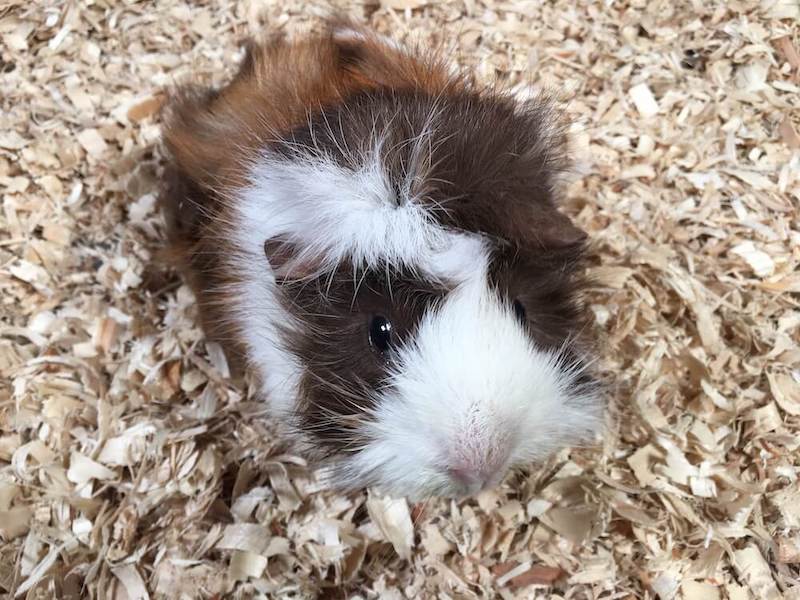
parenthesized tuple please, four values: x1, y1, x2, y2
(159, 19, 603, 500)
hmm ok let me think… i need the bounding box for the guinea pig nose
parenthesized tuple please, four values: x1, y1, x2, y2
(447, 466, 491, 495)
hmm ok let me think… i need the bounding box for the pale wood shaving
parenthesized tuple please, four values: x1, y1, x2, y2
(629, 83, 660, 119)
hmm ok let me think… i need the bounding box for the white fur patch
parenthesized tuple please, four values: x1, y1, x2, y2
(341, 274, 602, 500)
(238, 149, 484, 282)
(227, 253, 303, 419)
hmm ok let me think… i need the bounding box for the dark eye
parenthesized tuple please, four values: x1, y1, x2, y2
(369, 315, 393, 352)
(512, 299, 527, 323)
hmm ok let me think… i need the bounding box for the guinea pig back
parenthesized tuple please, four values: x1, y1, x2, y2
(159, 19, 603, 500)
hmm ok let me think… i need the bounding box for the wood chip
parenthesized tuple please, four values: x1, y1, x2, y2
(774, 35, 800, 70)
(506, 564, 565, 588)
(733, 546, 782, 600)
(629, 83, 660, 118)
(366, 495, 415, 559)
(76, 128, 108, 158)
(763, 0, 800, 19)
(216, 523, 272, 555)
(682, 580, 721, 600)
(730, 241, 775, 277)
(777, 535, 800, 563)
(778, 116, 800, 149)
(735, 62, 769, 92)
(0, 506, 33, 540)
(66, 452, 116, 484)
(111, 565, 150, 600)
(126, 95, 166, 122)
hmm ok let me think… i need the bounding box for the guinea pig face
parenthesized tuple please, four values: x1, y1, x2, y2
(227, 89, 602, 500)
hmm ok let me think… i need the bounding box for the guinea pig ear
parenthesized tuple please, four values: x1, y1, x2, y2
(263, 238, 322, 283)
(330, 22, 395, 77)
(329, 18, 392, 58)
(327, 18, 450, 92)
(531, 210, 588, 254)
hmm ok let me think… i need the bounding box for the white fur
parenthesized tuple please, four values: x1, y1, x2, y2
(228, 248, 303, 418)
(239, 151, 482, 282)
(341, 270, 602, 500)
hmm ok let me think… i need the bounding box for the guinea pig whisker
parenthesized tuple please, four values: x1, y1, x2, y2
(306, 374, 378, 418)
(318, 106, 351, 162)
(350, 268, 370, 310)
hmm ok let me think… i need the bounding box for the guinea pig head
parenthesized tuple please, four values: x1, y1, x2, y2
(225, 86, 602, 501)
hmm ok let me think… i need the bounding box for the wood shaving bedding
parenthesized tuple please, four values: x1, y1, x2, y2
(1, 0, 798, 598)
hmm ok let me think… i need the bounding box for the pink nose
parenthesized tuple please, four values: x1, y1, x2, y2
(447, 466, 497, 495)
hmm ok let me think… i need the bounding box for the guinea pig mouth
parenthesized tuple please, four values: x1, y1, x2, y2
(429, 444, 514, 498)
(444, 466, 509, 498)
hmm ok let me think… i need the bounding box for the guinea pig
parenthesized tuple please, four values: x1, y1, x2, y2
(159, 18, 603, 501)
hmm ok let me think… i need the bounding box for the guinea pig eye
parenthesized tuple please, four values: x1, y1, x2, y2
(512, 299, 527, 323)
(369, 315, 393, 352)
